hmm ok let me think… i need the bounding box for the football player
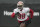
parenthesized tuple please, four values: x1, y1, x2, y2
(11, 1, 33, 27)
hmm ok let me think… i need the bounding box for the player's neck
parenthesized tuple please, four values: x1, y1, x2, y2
(20, 9, 23, 11)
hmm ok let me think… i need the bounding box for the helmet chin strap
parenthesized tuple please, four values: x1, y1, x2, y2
(18, 8, 23, 11)
(18, 7, 23, 10)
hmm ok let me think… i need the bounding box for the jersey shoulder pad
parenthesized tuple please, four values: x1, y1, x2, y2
(24, 7, 30, 11)
(13, 8, 18, 11)
(13, 8, 18, 13)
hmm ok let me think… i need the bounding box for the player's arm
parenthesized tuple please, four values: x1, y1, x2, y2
(11, 9, 20, 18)
(11, 12, 20, 18)
(29, 9, 34, 19)
(26, 8, 33, 21)
(11, 9, 17, 18)
(11, 12, 15, 18)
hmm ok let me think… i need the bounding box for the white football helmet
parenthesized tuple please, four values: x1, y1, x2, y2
(17, 1, 24, 9)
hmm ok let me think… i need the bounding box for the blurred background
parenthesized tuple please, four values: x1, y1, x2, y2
(0, 0, 40, 27)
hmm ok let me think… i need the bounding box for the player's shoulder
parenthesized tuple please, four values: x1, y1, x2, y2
(14, 8, 18, 11)
(23, 7, 30, 11)
(23, 7, 30, 10)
